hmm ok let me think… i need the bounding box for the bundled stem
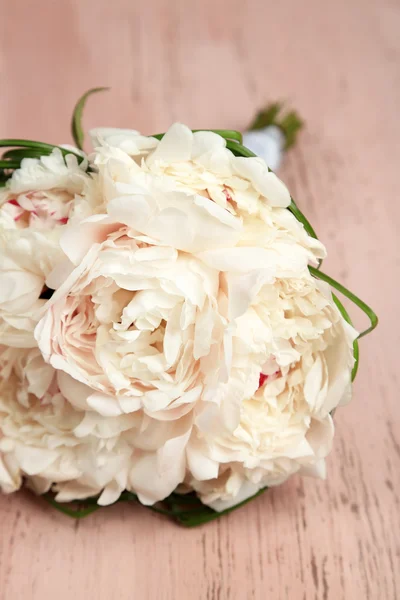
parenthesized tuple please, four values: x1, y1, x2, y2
(248, 102, 304, 149)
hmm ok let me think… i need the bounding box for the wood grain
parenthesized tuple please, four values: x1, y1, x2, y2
(0, 1, 399, 598)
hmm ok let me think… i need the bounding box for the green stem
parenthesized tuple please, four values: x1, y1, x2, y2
(44, 496, 101, 519)
(2, 148, 45, 161)
(225, 139, 257, 157)
(174, 487, 267, 527)
(71, 87, 109, 150)
(0, 160, 20, 169)
(0, 140, 83, 163)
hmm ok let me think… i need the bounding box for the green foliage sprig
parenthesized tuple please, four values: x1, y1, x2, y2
(248, 102, 304, 149)
(71, 87, 109, 150)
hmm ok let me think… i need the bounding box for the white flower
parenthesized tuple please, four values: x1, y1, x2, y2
(0, 347, 193, 506)
(35, 225, 225, 419)
(0, 149, 90, 347)
(89, 123, 326, 260)
(92, 123, 292, 214)
(0, 349, 137, 503)
(187, 274, 358, 511)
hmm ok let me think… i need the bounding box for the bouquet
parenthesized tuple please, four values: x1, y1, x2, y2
(0, 90, 377, 526)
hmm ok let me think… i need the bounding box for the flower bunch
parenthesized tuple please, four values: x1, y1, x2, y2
(0, 91, 377, 525)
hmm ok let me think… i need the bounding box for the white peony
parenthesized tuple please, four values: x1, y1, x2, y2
(35, 225, 226, 419)
(0, 347, 194, 506)
(187, 274, 357, 510)
(0, 348, 139, 504)
(0, 149, 90, 347)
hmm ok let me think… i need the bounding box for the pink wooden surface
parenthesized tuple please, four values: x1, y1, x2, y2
(0, 1, 399, 598)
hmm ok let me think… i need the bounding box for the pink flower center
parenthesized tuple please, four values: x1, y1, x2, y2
(258, 369, 281, 389)
(223, 187, 233, 203)
(4, 191, 70, 228)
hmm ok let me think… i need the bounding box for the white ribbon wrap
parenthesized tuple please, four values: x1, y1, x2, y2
(242, 125, 285, 172)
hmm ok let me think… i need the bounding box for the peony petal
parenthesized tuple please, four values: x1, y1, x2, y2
(14, 445, 58, 476)
(306, 416, 335, 459)
(0, 456, 21, 493)
(55, 483, 100, 503)
(130, 426, 191, 504)
(60, 215, 119, 265)
(90, 127, 158, 155)
(87, 393, 123, 417)
(304, 355, 324, 410)
(57, 371, 93, 411)
(149, 123, 193, 163)
(108, 191, 242, 253)
(197, 246, 308, 273)
(163, 305, 183, 366)
(233, 157, 291, 207)
(186, 439, 219, 481)
(206, 479, 261, 512)
(226, 270, 273, 320)
(298, 459, 327, 479)
(97, 479, 126, 506)
(191, 131, 226, 158)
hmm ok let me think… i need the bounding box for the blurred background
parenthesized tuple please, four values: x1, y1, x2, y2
(0, 1, 399, 599)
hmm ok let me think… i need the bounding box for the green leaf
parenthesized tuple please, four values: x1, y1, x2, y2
(279, 111, 304, 150)
(0, 160, 20, 169)
(2, 148, 45, 161)
(248, 102, 304, 149)
(0, 139, 83, 163)
(164, 489, 267, 527)
(43, 487, 268, 527)
(249, 102, 282, 131)
(225, 139, 257, 157)
(0, 173, 9, 187)
(44, 495, 102, 519)
(210, 129, 243, 143)
(71, 87, 109, 150)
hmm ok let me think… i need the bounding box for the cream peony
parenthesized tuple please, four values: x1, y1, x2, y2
(0, 123, 360, 512)
(0, 347, 140, 504)
(35, 226, 226, 419)
(0, 346, 195, 506)
(89, 124, 325, 258)
(187, 274, 357, 510)
(0, 149, 89, 347)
